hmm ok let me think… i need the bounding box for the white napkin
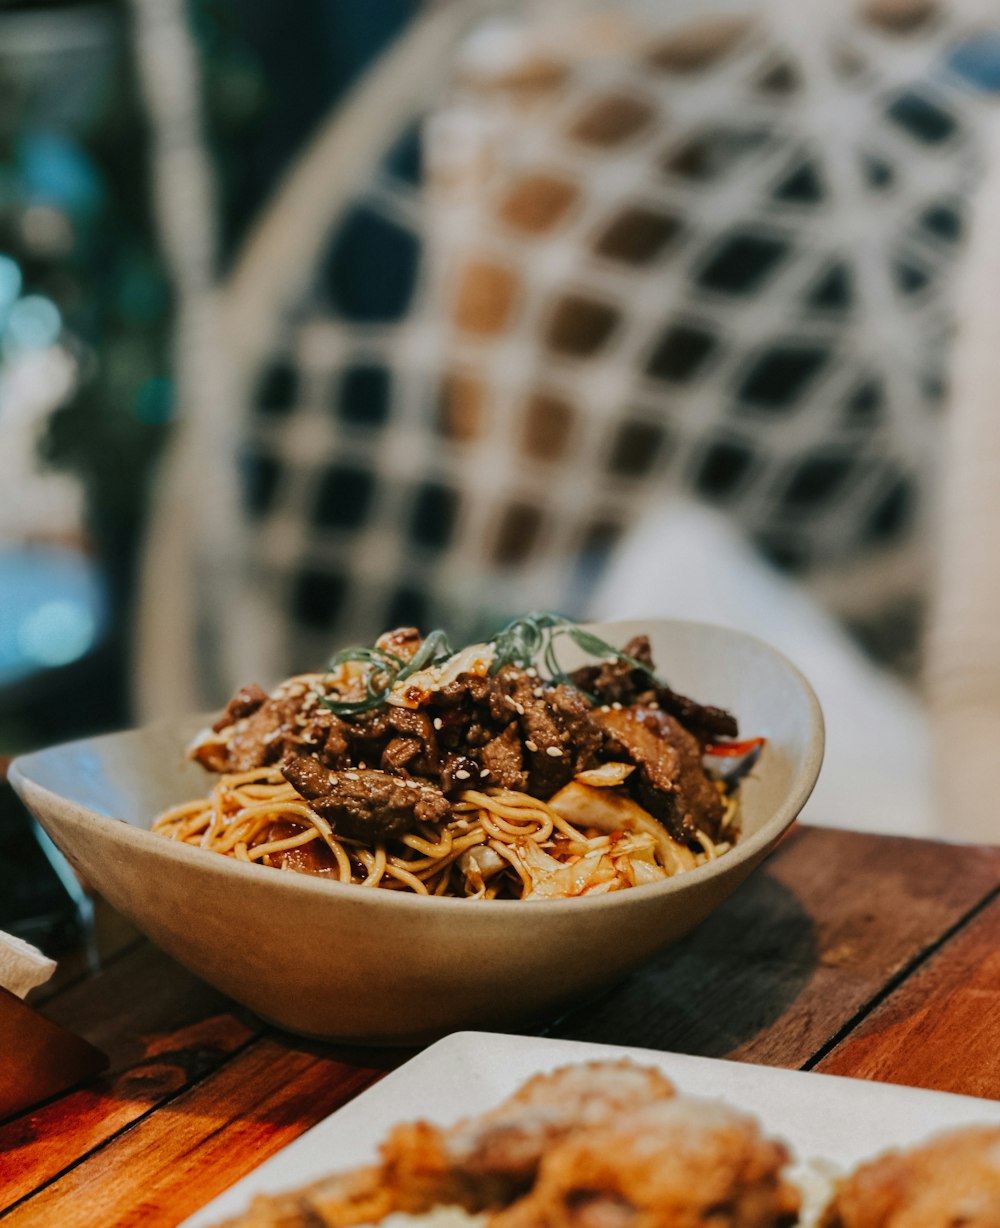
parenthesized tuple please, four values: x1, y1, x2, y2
(0, 929, 57, 998)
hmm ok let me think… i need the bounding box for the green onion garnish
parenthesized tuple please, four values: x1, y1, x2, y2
(317, 612, 658, 718)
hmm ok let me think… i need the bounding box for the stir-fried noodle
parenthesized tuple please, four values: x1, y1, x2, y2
(152, 767, 737, 899)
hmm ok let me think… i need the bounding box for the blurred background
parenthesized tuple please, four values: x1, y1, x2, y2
(3, 0, 1000, 948)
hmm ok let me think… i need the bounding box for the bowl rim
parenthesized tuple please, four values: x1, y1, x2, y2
(9, 619, 824, 915)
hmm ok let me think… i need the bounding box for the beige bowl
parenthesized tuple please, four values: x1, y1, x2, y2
(10, 620, 823, 1043)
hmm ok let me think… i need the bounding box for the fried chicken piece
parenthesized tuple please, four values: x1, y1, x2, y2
(442, 1061, 678, 1189)
(309, 1062, 677, 1225)
(212, 1164, 389, 1228)
(819, 1125, 1000, 1227)
(221, 1063, 677, 1228)
(490, 1097, 800, 1228)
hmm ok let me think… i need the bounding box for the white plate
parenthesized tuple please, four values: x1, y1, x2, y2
(185, 1031, 1000, 1226)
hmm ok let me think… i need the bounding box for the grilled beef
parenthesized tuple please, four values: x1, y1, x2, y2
(282, 756, 451, 841)
(192, 676, 351, 773)
(595, 705, 724, 841)
(202, 628, 736, 846)
(571, 635, 738, 742)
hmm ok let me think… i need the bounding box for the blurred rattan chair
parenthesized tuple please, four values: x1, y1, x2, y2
(132, 0, 1000, 838)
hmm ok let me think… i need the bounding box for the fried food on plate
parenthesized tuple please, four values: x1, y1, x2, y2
(818, 1125, 1000, 1227)
(491, 1096, 800, 1228)
(218, 1060, 800, 1228)
(315, 1060, 680, 1223)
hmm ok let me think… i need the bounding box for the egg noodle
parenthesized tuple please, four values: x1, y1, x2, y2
(151, 766, 736, 899)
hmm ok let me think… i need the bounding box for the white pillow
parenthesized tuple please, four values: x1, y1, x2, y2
(589, 498, 936, 839)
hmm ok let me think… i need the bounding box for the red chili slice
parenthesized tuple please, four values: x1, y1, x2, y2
(703, 736, 767, 757)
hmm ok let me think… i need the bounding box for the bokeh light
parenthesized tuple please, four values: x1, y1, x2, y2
(16, 600, 98, 668)
(5, 294, 62, 349)
(0, 254, 23, 320)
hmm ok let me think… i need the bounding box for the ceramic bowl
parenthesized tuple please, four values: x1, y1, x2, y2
(10, 619, 823, 1043)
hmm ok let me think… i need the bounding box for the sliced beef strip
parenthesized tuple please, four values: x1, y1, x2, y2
(479, 722, 527, 791)
(421, 674, 502, 769)
(462, 722, 492, 749)
(345, 705, 392, 743)
(282, 756, 451, 841)
(548, 684, 604, 775)
(321, 718, 350, 766)
(623, 634, 738, 740)
(489, 667, 574, 797)
(426, 678, 490, 756)
(594, 705, 723, 842)
(571, 634, 738, 743)
(433, 674, 490, 709)
(337, 706, 394, 769)
(487, 666, 606, 798)
(568, 634, 654, 705)
(383, 708, 441, 777)
(381, 736, 423, 774)
(439, 753, 482, 796)
(388, 707, 436, 740)
(196, 683, 341, 773)
(212, 684, 268, 733)
(650, 683, 738, 742)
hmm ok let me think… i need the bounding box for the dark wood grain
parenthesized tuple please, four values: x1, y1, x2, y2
(1, 944, 258, 1208)
(815, 891, 1000, 1098)
(2, 1040, 390, 1228)
(5, 826, 1000, 1225)
(550, 827, 1000, 1065)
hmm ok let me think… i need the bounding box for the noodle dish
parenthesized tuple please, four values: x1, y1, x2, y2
(155, 614, 762, 900)
(10, 616, 821, 1038)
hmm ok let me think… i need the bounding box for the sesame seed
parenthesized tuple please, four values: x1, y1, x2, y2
(406, 780, 419, 789)
(546, 746, 564, 757)
(648, 700, 660, 710)
(433, 717, 443, 730)
(480, 768, 490, 778)
(454, 769, 471, 780)
(525, 740, 538, 753)
(526, 667, 538, 678)
(611, 702, 623, 710)
(344, 772, 360, 780)
(358, 762, 367, 770)
(515, 702, 525, 716)
(533, 687, 544, 698)
(600, 705, 610, 713)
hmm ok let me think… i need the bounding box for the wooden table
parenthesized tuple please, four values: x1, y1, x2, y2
(5, 824, 1000, 1226)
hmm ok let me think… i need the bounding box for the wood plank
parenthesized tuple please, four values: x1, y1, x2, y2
(8, 827, 999, 1224)
(550, 827, 1000, 1067)
(1, 1039, 397, 1228)
(1, 944, 258, 1209)
(814, 892, 1000, 1098)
